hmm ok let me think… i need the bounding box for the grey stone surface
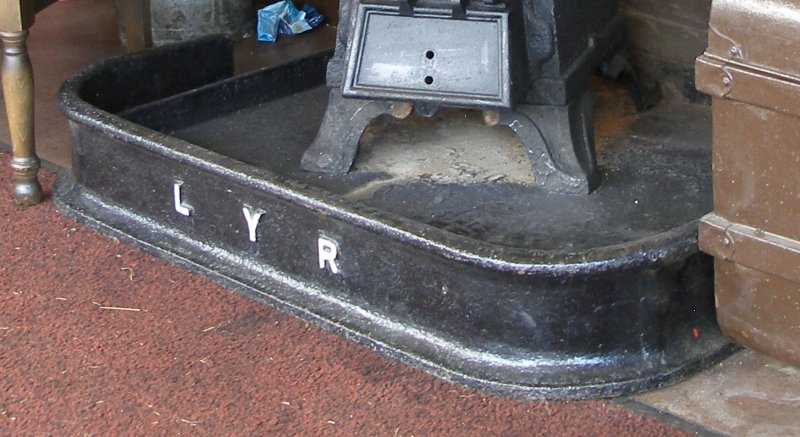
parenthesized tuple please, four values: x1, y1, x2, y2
(636, 350, 800, 437)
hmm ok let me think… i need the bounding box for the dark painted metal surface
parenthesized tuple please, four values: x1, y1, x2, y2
(696, 0, 800, 368)
(56, 37, 734, 399)
(303, 0, 626, 194)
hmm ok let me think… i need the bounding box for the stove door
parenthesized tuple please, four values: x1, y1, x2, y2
(342, 4, 515, 109)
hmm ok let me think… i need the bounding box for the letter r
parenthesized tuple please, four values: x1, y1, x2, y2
(318, 236, 340, 274)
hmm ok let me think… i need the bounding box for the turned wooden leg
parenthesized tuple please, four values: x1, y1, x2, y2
(1, 30, 42, 206)
(116, 0, 152, 52)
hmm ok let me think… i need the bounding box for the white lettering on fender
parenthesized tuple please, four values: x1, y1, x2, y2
(173, 181, 193, 216)
(242, 206, 266, 243)
(318, 236, 340, 274)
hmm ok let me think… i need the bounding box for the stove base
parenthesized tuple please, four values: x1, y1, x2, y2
(55, 37, 735, 399)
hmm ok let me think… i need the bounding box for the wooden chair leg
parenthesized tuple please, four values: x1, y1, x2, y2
(117, 0, 152, 52)
(1, 29, 42, 206)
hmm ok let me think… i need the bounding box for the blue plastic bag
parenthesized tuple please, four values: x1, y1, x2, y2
(257, 1, 324, 43)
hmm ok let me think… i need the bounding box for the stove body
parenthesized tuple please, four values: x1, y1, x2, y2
(302, 0, 624, 194)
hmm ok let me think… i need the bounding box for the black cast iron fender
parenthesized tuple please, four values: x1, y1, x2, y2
(55, 36, 735, 399)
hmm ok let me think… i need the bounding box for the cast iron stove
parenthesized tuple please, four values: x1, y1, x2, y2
(303, 0, 624, 194)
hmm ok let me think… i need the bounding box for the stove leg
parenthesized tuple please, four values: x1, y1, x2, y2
(301, 90, 411, 173)
(499, 90, 600, 194)
(1, 30, 42, 206)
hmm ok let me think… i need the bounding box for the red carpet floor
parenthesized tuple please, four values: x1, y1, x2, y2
(0, 152, 686, 435)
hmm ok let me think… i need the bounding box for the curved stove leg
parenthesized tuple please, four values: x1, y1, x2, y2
(499, 90, 600, 194)
(301, 90, 412, 173)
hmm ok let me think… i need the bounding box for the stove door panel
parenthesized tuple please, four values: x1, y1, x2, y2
(343, 6, 512, 109)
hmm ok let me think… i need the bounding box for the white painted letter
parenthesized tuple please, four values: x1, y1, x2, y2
(242, 206, 266, 243)
(173, 181, 193, 216)
(318, 236, 340, 274)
